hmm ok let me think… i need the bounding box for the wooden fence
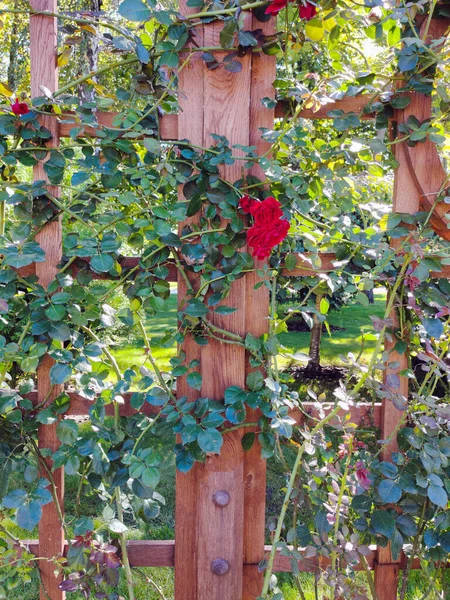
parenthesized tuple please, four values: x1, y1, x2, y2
(15, 1, 450, 598)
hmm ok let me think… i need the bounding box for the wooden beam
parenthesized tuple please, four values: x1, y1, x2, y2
(58, 112, 178, 140)
(30, 2, 65, 599)
(54, 95, 381, 141)
(14, 252, 450, 282)
(18, 539, 438, 572)
(25, 391, 383, 428)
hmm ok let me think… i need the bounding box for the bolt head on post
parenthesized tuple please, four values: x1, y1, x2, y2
(211, 558, 230, 576)
(212, 490, 230, 508)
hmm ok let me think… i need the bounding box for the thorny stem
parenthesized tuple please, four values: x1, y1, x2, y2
(331, 440, 352, 572)
(261, 405, 342, 596)
(352, 255, 412, 395)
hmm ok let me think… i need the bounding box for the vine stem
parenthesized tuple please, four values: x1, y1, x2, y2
(352, 254, 411, 395)
(183, 0, 267, 20)
(261, 404, 341, 596)
(331, 440, 352, 572)
(80, 327, 135, 600)
(361, 554, 379, 600)
(115, 488, 135, 600)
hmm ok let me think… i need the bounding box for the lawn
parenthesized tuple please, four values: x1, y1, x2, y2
(111, 288, 387, 375)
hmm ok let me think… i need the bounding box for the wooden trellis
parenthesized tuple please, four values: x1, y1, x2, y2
(18, 1, 450, 599)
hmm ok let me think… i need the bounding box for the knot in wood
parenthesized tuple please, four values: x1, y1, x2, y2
(211, 558, 230, 576)
(213, 490, 230, 507)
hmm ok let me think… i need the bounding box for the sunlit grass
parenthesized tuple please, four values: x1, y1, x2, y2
(111, 288, 387, 374)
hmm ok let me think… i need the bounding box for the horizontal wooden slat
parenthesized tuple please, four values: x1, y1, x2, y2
(289, 402, 381, 429)
(16, 253, 450, 282)
(58, 112, 178, 140)
(274, 95, 380, 120)
(17, 540, 432, 571)
(54, 96, 380, 141)
(25, 391, 382, 427)
(19, 540, 175, 568)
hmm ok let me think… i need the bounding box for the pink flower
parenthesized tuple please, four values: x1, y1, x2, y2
(10, 98, 30, 116)
(355, 461, 371, 490)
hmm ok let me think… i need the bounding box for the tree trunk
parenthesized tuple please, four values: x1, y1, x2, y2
(7, 15, 19, 91)
(79, 0, 102, 103)
(308, 294, 323, 369)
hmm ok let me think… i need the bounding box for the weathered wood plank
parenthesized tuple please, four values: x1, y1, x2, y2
(20, 539, 435, 572)
(174, 5, 204, 599)
(58, 111, 178, 140)
(56, 96, 382, 141)
(25, 391, 383, 428)
(30, 1, 65, 599)
(242, 12, 275, 597)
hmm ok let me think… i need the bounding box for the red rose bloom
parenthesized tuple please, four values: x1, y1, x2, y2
(265, 0, 290, 14)
(250, 196, 284, 223)
(247, 218, 289, 260)
(299, 2, 317, 20)
(239, 194, 257, 214)
(10, 98, 30, 116)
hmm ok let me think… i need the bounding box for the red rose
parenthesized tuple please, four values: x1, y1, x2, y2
(10, 98, 30, 116)
(239, 194, 257, 214)
(265, 0, 289, 15)
(250, 196, 284, 224)
(247, 218, 289, 259)
(299, 1, 317, 20)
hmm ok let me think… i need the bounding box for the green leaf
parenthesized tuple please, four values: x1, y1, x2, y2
(378, 480, 402, 503)
(56, 420, 79, 444)
(118, 0, 151, 21)
(428, 485, 448, 508)
(142, 466, 160, 488)
(242, 431, 255, 451)
(50, 363, 72, 385)
(3, 489, 27, 509)
(371, 509, 396, 539)
(220, 20, 237, 49)
(45, 304, 67, 322)
(422, 318, 444, 339)
(74, 517, 94, 536)
(197, 428, 223, 454)
(187, 371, 202, 390)
(108, 518, 128, 533)
(91, 253, 114, 273)
(17, 501, 42, 531)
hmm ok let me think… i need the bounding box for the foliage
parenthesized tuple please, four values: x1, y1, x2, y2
(1, 0, 450, 598)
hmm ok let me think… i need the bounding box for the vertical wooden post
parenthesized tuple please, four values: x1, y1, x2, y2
(29, 2, 65, 599)
(174, 8, 274, 600)
(242, 13, 276, 600)
(374, 20, 449, 598)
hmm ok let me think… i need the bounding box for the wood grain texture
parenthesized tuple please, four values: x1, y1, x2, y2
(56, 95, 382, 141)
(58, 112, 178, 140)
(174, 5, 204, 599)
(22, 539, 435, 572)
(242, 14, 276, 597)
(30, 1, 65, 599)
(391, 18, 450, 240)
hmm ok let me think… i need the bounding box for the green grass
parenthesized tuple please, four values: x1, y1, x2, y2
(111, 288, 387, 375)
(277, 288, 386, 368)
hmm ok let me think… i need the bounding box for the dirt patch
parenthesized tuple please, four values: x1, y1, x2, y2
(285, 317, 346, 333)
(288, 363, 349, 382)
